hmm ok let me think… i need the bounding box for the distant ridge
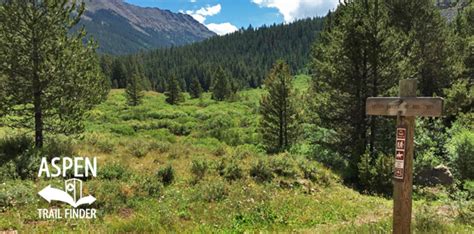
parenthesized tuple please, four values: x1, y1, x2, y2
(77, 0, 216, 55)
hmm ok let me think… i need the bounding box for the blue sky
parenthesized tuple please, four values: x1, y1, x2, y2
(125, 0, 339, 35)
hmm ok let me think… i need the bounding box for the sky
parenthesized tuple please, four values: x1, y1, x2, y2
(125, 0, 340, 35)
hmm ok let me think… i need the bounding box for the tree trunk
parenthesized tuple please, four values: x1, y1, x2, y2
(32, 19, 43, 148)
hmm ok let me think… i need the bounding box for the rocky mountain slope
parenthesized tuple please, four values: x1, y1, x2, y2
(77, 0, 216, 55)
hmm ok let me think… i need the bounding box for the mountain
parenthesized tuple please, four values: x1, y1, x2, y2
(436, 0, 470, 22)
(77, 0, 216, 55)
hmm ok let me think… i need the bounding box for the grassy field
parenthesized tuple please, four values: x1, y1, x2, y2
(0, 76, 472, 232)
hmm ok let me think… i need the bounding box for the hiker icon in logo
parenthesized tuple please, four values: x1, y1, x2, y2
(38, 178, 96, 208)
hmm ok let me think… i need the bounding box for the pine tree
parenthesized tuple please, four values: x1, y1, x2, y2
(259, 60, 298, 153)
(165, 75, 183, 105)
(111, 59, 127, 89)
(189, 77, 203, 99)
(386, 0, 455, 96)
(309, 0, 400, 182)
(126, 72, 144, 106)
(0, 0, 109, 148)
(212, 67, 232, 101)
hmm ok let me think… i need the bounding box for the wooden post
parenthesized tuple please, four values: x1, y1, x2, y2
(366, 79, 443, 233)
(393, 79, 416, 234)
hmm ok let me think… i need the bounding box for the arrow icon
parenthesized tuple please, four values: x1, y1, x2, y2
(38, 185, 96, 208)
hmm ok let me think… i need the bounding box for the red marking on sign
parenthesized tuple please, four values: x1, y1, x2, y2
(394, 168, 404, 178)
(394, 127, 407, 180)
(396, 150, 404, 160)
(396, 140, 405, 150)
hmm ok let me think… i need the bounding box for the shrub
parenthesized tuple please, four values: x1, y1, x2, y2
(250, 160, 273, 182)
(213, 145, 227, 157)
(447, 129, 474, 180)
(358, 153, 393, 195)
(128, 141, 149, 158)
(299, 162, 318, 182)
(43, 136, 75, 159)
(99, 163, 130, 180)
(88, 180, 128, 212)
(110, 124, 135, 136)
(201, 180, 228, 202)
(138, 176, 162, 197)
(414, 205, 446, 232)
(148, 141, 171, 153)
(269, 155, 298, 178)
(457, 200, 474, 225)
(0, 134, 33, 163)
(96, 139, 115, 153)
(0, 161, 18, 180)
(157, 165, 175, 186)
(222, 161, 243, 181)
(0, 180, 36, 211)
(191, 159, 208, 181)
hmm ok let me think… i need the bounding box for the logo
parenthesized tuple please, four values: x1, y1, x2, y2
(38, 179, 96, 208)
(37, 157, 98, 219)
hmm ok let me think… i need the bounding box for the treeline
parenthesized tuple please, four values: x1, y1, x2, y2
(99, 17, 325, 93)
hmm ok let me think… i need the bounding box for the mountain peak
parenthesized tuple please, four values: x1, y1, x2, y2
(78, 0, 216, 54)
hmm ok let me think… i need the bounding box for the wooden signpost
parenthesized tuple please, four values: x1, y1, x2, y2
(366, 79, 443, 234)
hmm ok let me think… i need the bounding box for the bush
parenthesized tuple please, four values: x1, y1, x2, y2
(157, 165, 175, 186)
(0, 180, 36, 211)
(201, 180, 228, 202)
(0, 134, 33, 163)
(191, 159, 208, 181)
(299, 162, 318, 182)
(99, 163, 130, 180)
(128, 141, 150, 158)
(269, 155, 298, 178)
(110, 124, 135, 136)
(148, 141, 171, 153)
(88, 180, 128, 212)
(358, 153, 393, 195)
(222, 161, 243, 181)
(0, 161, 19, 180)
(43, 136, 75, 158)
(447, 129, 474, 180)
(138, 176, 162, 197)
(414, 205, 446, 232)
(457, 200, 474, 225)
(96, 139, 115, 153)
(250, 160, 273, 182)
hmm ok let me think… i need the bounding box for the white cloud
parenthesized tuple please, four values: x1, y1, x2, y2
(190, 0, 197, 2)
(206, 23, 238, 35)
(185, 4, 238, 35)
(186, 4, 221, 23)
(252, 0, 339, 23)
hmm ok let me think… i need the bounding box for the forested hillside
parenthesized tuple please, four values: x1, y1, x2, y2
(102, 17, 324, 91)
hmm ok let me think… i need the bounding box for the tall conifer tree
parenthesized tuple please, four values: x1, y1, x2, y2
(165, 75, 183, 105)
(0, 0, 109, 148)
(259, 60, 298, 153)
(211, 67, 232, 101)
(126, 71, 144, 106)
(189, 77, 203, 99)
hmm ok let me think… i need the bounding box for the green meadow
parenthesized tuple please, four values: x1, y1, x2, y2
(0, 76, 472, 232)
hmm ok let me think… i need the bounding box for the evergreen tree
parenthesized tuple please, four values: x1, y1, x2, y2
(165, 75, 183, 105)
(189, 77, 203, 99)
(126, 71, 144, 106)
(212, 67, 232, 101)
(386, 0, 455, 96)
(0, 0, 109, 148)
(259, 60, 298, 153)
(111, 59, 127, 89)
(309, 0, 400, 182)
